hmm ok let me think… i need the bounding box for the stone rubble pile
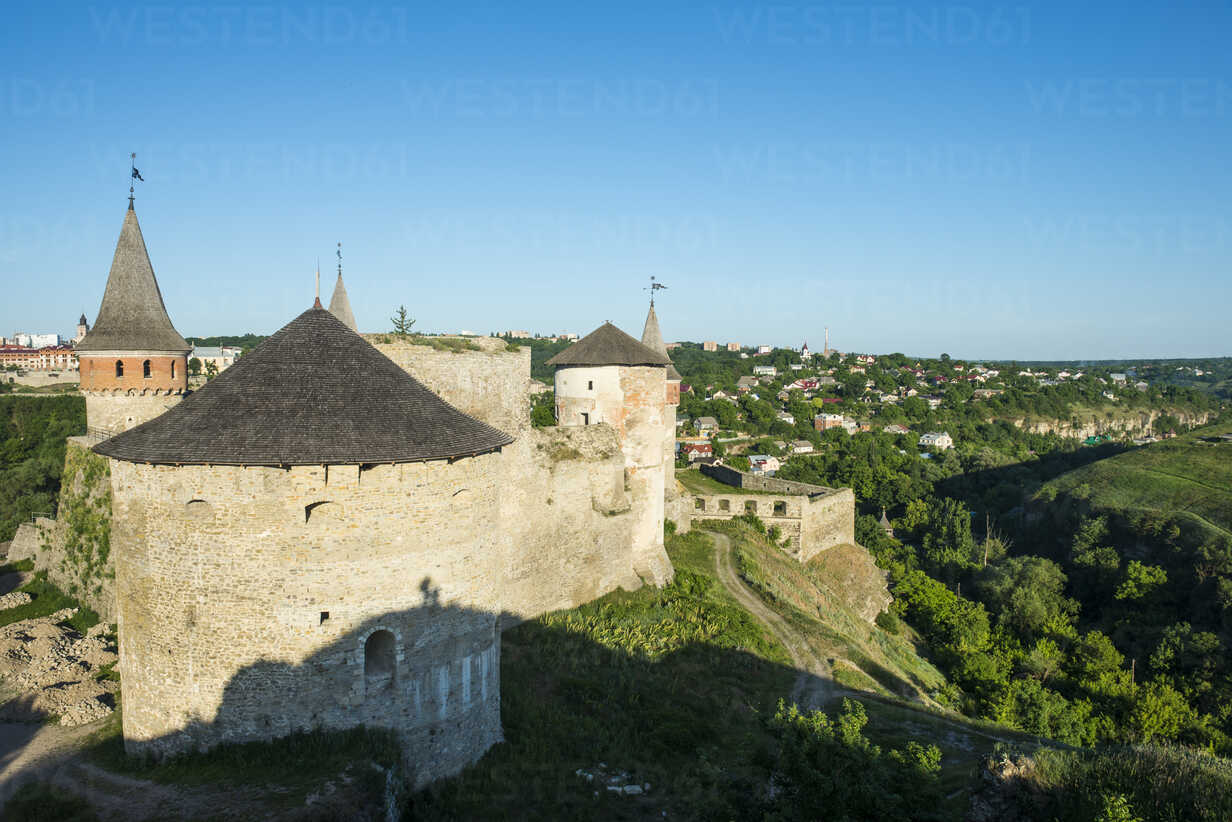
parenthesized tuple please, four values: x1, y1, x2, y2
(575, 762, 651, 796)
(0, 606, 118, 726)
(0, 591, 32, 610)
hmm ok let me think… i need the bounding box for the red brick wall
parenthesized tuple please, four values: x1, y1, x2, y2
(79, 354, 187, 392)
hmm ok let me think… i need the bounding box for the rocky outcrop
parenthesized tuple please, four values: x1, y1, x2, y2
(1005, 409, 1211, 440)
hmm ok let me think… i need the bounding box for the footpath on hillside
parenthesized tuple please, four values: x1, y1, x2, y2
(708, 531, 836, 709)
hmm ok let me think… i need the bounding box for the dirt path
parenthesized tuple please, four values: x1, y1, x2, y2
(709, 531, 836, 709)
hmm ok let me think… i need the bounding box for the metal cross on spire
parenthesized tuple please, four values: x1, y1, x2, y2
(645, 275, 667, 307)
(337, 242, 342, 277)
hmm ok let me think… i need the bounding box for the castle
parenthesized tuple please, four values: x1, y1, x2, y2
(21, 198, 851, 786)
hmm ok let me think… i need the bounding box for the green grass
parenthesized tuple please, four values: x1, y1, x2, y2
(675, 468, 779, 496)
(411, 530, 797, 820)
(0, 566, 100, 633)
(1004, 743, 1232, 822)
(3, 781, 99, 822)
(87, 715, 401, 792)
(1042, 419, 1232, 538)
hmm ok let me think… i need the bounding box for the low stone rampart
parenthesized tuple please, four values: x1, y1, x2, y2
(690, 464, 854, 561)
(701, 463, 837, 496)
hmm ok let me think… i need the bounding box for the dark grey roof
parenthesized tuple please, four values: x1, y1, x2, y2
(94, 307, 513, 466)
(78, 313, 87, 326)
(328, 274, 357, 331)
(640, 304, 682, 381)
(546, 322, 671, 368)
(77, 206, 190, 353)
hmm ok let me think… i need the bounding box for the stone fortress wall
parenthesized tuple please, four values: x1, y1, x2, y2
(84, 393, 184, 437)
(373, 335, 671, 612)
(108, 454, 504, 787)
(690, 463, 856, 562)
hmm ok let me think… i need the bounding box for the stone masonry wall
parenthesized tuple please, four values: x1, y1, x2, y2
(497, 426, 642, 623)
(372, 336, 530, 434)
(799, 488, 856, 562)
(691, 492, 808, 555)
(85, 392, 183, 435)
(701, 463, 838, 496)
(108, 453, 505, 786)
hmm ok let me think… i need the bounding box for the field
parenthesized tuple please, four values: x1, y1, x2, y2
(1042, 419, 1232, 538)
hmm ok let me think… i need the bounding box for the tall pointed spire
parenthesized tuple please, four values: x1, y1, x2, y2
(641, 301, 681, 382)
(327, 242, 357, 331)
(77, 205, 189, 353)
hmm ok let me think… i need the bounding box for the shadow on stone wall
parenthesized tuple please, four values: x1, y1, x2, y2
(0, 567, 946, 820)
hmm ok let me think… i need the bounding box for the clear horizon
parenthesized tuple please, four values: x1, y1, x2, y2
(3, 1, 1229, 360)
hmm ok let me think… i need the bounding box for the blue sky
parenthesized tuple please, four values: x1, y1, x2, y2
(2, 1, 1229, 359)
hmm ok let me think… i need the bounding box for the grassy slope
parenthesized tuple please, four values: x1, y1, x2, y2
(1043, 419, 1232, 537)
(414, 527, 1053, 820)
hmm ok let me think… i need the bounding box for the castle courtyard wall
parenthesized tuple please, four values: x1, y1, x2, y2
(496, 427, 643, 622)
(372, 336, 530, 434)
(108, 453, 506, 787)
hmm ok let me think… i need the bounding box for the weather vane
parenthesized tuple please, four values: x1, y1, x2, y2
(128, 153, 144, 206)
(645, 275, 667, 307)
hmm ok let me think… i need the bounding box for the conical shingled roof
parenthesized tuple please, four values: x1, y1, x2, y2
(77, 206, 190, 353)
(546, 322, 672, 368)
(94, 307, 514, 466)
(328, 274, 357, 332)
(640, 304, 682, 381)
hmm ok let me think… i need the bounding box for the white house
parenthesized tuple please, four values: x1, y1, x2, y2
(748, 454, 781, 475)
(919, 431, 954, 450)
(790, 440, 814, 454)
(752, 365, 777, 377)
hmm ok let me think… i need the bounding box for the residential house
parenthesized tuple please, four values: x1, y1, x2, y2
(736, 376, 758, 392)
(748, 454, 780, 475)
(776, 411, 796, 425)
(752, 365, 777, 377)
(695, 416, 719, 435)
(883, 423, 911, 435)
(756, 345, 772, 355)
(918, 431, 954, 450)
(814, 413, 845, 431)
(678, 441, 714, 461)
(790, 440, 814, 454)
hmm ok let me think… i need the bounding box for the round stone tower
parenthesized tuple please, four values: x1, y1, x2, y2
(547, 322, 673, 585)
(94, 306, 514, 787)
(76, 202, 190, 435)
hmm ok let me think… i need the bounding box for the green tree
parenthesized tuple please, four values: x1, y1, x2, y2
(391, 305, 416, 335)
(188, 357, 202, 376)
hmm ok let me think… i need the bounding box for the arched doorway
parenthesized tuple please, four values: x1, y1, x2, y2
(364, 629, 396, 693)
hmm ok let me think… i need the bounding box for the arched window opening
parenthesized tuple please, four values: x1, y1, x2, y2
(773, 501, 787, 516)
(304, 500, 341, 523)
(142, 360, 151, 378)
(170, 360, 176, 379)
(115, 360, 124, 378)
(364, 630, 396, 693)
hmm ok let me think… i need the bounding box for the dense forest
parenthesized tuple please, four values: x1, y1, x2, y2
(0, 396, 85, 543)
